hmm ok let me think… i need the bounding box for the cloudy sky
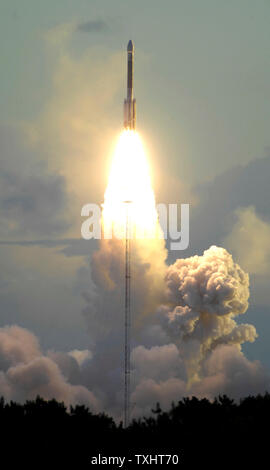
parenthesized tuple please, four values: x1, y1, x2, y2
(0, 0, 269, 413)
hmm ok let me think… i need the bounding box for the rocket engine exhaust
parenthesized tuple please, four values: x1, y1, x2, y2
(124, 40, 136, 130)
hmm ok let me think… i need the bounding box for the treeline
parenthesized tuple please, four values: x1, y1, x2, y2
(0, 393, 269, 467)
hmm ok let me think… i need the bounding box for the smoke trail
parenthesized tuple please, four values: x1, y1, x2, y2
(0, 126, 266, 418)
(79, 130, 268, 419)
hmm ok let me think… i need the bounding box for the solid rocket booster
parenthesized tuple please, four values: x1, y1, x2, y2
(124, 40, 136, 129)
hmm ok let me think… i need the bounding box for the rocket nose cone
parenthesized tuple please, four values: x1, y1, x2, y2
(127, 40, 134, 52)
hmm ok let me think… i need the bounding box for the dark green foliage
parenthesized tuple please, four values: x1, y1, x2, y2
(0, 393, 269, 468)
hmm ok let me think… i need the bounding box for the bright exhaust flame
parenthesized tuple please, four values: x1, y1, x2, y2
(103, 130, 159, 239)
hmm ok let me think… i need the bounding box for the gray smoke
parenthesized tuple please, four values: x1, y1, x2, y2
(0, 326, 98, 409)
(80, 242, 268, 418)
(0, 243, 268, 419)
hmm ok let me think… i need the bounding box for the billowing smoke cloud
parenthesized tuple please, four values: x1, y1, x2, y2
(0, 326, 98, 410)
(162, 246, 257, 383)
(0, 240, 267, 420)
(80, 239, 268, 419)
(193, 344, 269, 399)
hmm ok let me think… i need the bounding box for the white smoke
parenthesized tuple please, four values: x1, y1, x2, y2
(0, 326, 99, 410)
(0, 244, 267, 419)
(81, 239, 268, 419)
(162, 246, 257, 383)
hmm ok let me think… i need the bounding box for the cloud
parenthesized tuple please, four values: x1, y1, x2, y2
(194, 344, 270, 400)
(76, 20, 109, 34)
(161, 245, 257, 383)
(0, 240, 267, 420)
(130, 343, 270, 416)
(223, 206, 270, 275)
(0, 125, 69, 239)
(0, 325, 41, 371)
(47, 350, 81, 384)
(0, 326, 99, 409)
(165, 245, 250, 317)
(189, 155, 270, 256)
(0, 241, 95, 353)
(131, 344, 185, 382)
(183, 155, 270, 309)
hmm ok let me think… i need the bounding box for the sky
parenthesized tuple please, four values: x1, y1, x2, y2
(0, 0, 270, 412)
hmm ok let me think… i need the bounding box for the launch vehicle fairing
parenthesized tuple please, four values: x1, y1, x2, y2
(124, 40, 136, 130)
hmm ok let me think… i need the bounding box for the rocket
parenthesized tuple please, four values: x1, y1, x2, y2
(124, 40, 136, 130)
